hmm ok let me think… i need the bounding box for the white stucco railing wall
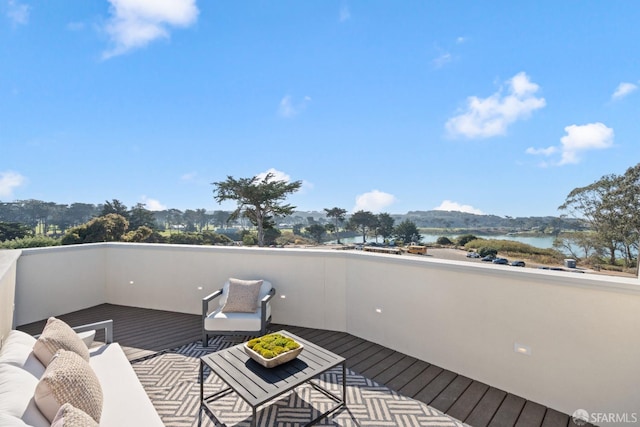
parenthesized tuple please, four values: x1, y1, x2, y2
(0, 249, 21, 346)
(14, 244, 107, 326)
(12, 243, 640, 423)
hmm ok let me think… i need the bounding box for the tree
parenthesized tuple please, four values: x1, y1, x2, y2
(394, 220, 421, 244)
(61, 214, 129, 245)
(559, 165, 640, 267)
(324, 207, 347, 243)
(128, 203, 158, 230)
(347, 210, 377, 242)
(211, 210, 231, 229)
(100, 199, 129, 219)
(306, 224, 326, 243)
(376, 213, 395, 241)
(0, 221, 33, 241)
(212, 173, 302, 247)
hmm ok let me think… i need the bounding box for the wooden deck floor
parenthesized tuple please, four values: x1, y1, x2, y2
(18, 303, 584, 427)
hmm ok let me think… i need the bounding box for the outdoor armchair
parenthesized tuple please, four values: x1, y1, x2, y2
(201, 279, 275, 347)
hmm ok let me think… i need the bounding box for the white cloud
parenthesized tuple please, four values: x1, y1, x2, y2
(353, 190, 396, 213)
(558, 122, 614, 165)
(255, 168, 291, 183)
(140, 196, 167, 211)
(611, 82, 638, 100)
(0, 171, 26, 198)
(525, 146, 557, 156)
(7, 0, 30, 25)
(456, 36, 467, 44)
(525, 122, 614, 166)
(433, 52, 452, 68)
(254, 168, 311, 193)
(433, 200, 483, 215)
(180, 171, 197, 181)
(339, 5, 350, 22)
(445, 72, 546, 139)
(67, 22, 85, 31)
(277, 95, 311, 118)
(102, 0, 198, 59)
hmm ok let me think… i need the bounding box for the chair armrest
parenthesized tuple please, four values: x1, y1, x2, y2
(72, 320, 114, 344)
(34, 320, 114, 344)
(260, 288, 276, 334)
(202, 288, 223, 317)
(261, 287, 276, 308)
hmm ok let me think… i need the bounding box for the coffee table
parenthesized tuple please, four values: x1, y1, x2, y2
(200, 330, 346, 427)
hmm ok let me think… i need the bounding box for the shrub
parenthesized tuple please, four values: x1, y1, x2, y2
(168, 232, 203, 245)
(478, 246, 497, 257)
(201, 231, 233, 245)
(436, 236, 453, 245)
(242, 234, 257, 246)
(457, 234, 477, 246)
(0, 235, 61, 249)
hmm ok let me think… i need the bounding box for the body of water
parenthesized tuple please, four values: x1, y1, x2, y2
(334, 233, 556, 249)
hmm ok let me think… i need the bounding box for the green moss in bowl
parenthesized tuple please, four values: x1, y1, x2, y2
(247, 334, 300, 359)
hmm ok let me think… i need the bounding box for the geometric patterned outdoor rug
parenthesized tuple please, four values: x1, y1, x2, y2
(131, 336, 469, 427)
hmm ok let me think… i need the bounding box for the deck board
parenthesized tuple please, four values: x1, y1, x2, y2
(515, 401, 548, 427)
(399, 363, 442, 397)
(430, 375, 473, 413)
(447, 381, 490, 422)
(17, 303, 574, 427)
(488, 394, 527, 427)
(413, 369, 458, 404)
(465, 387, 508, 427)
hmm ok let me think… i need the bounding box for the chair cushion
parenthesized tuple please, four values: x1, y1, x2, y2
(34, 349, 103, 423)
(33, 318, 90, 367)
(51, 403, 98, 427)
(205, 307, 264, 332)
(221, 278, 263, 313)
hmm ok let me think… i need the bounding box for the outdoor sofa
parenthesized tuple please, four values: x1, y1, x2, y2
(0, 318, 163, 426)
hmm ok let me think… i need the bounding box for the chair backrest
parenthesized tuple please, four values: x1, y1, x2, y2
(219, 280, 273, 307)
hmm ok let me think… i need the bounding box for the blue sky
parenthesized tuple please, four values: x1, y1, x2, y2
(1, 1, 639, 217)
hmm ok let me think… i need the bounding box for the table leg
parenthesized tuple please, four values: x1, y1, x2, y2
(199, 359, 204, 404)
(342, 362, 346, 404)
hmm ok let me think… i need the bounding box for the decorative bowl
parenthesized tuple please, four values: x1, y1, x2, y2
(243, 334, 304, 368)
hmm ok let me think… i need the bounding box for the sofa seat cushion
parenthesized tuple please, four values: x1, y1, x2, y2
(0, 364, 49, 427)
(0, 331, 45, 378)
(33, 318, 90, 367)
(0, 413, 30, 426)
(88, 343, 164, 427)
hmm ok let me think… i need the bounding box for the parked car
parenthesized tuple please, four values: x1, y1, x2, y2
(492, 258, 509, 265)
(481, 255, 496, 262)
(511, 260, 526, 267)
(466, 252, 480, 258)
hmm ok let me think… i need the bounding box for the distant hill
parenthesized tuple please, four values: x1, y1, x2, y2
(287, 210, 583, 232)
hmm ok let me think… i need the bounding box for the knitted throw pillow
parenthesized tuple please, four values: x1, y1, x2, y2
(221, 278, 263, 313)
(34, 350, 103, 423)
(33, 317, 90, 367)
(51, 403, 98, 427)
